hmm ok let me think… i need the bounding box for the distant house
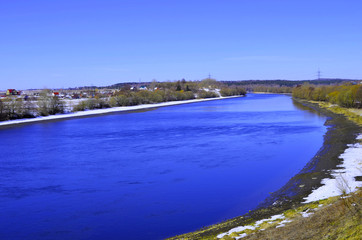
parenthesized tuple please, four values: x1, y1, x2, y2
(6, 89, 21, 96)
(139, 86, 148, 90)
(52, 92, 59, 96)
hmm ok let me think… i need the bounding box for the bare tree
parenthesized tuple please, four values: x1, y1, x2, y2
(37, 89, 64, 116)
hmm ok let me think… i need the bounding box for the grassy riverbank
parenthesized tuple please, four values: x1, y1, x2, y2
(167, 98, 361, 240)
(220, 189, 361, 240)
(309, 101, 362, 126)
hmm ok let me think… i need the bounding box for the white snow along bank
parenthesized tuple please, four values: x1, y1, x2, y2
(304, 134, 362, 203)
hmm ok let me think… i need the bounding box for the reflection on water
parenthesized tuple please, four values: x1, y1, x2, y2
(292, 99, 324, 117)
(0, 94, 327, 240)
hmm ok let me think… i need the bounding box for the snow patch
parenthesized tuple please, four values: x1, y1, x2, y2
(217, 226, 255, 238)
(217, 214, 284, 239)
(301, 210, 314, 218)
(304, 134, 362, 203)
(276, 219, 293, 228)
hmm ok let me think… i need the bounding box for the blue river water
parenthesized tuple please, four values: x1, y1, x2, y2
(0, 94, 327, 240)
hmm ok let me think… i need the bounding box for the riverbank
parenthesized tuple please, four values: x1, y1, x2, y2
(214, 133, 361, 240)
(168, 98, 361, 240)
(219, 188, 362, 240)
(0, 96, 241, 128)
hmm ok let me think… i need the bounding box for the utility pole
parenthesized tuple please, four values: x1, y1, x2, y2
(317, 69, 321, 80)
(208, 73, 211, 79)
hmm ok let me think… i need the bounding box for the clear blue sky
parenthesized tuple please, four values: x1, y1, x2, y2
(1, 0, 361, 89)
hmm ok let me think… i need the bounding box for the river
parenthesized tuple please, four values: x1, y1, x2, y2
(0, 93, 327, 240)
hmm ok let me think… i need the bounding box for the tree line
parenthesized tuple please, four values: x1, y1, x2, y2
(244, 85, 293, 93)
(221, 79, 354, 94)
(0, 79, 246, 121)
(222, 79, 352, 87)
(292, 83, 362, 108)
(0, 90, 65, 121)
(73, 80, 246, 111)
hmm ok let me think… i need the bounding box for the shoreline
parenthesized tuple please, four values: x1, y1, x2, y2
(215, 133, 362, 239)
(0, 96, 241, 128)
(168, 98, 361, 240)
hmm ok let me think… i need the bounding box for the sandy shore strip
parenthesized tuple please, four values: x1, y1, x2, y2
(0, 96, 241, 127)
